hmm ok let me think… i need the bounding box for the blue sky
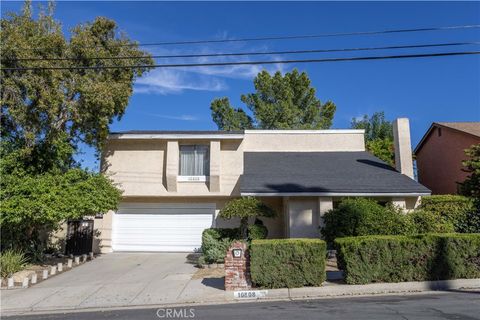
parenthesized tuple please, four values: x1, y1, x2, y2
(2, 1, 480, 170)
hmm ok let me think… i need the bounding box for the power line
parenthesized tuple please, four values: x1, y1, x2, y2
(88, 24, 480, 47)
(1, 51, 479, 71)
(4, 41, 480, 62)
(15, 24, 480, 50)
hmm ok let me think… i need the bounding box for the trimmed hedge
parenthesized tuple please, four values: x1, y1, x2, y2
(335, 233, 480, 284)
(250, 239, 326, 288)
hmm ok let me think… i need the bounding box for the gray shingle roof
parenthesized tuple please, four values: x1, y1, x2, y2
(241, 152, 430, 195)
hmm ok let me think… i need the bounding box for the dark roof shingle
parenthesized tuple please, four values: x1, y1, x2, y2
(241, 152, 430, 195)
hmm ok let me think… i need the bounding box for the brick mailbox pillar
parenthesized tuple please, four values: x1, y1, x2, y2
(224, 241, 251, 291)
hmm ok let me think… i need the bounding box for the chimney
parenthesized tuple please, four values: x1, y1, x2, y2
(393, 118, 414, 179)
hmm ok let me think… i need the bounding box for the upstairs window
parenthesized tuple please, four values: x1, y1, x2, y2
(179, 145, 210, 178)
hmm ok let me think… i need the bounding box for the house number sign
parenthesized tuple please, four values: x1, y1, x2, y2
(234, 290, 268, 299)
(232, 248, 242, 258)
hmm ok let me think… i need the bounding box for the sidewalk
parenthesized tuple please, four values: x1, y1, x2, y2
(2, 277, 479, 316)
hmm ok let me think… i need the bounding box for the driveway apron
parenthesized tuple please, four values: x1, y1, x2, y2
(1, 253, 198, 313)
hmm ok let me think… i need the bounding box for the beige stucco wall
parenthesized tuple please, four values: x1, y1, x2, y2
(102, 130, 365, 198)
(95, 197, 286, 253)
(393, 119, 414, 179)
(103, 138, 244, 197)
(102, 140, 167, 196)
(93, 212, 113, 254)
(243, 130, 365, 152)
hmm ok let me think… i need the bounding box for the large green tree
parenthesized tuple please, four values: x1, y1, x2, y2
(1, 1, 153, 171)
(211, 69, 336, 130)
(351, 112, 395, 166)
(0, 166, 122, 250)
(0, 1, 152, 252)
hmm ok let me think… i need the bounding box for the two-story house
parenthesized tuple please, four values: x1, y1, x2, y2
(94, 118, 430, 253)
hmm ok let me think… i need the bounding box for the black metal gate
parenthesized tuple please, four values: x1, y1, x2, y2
(65, 220, 94, 255)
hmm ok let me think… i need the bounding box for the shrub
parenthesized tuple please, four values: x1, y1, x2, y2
(0, 249, 28, 278)
(250, 239, 326, 288)
(321, 198, 408, 244)
(248, 219, 269, 241)
(200, 224, 269, 264)
(335, 234, 480, 284)
(248, 224, 268, 241)
(405, 210, 455, 234)
(419, 195, 477, 233)
(460, 143, 480, 199)
(200, 228, 240, 264)
(218, 197, 276, 239)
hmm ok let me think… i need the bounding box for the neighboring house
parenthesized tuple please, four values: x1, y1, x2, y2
(414, 122, 480, 195)
(94, 118, 429, 253)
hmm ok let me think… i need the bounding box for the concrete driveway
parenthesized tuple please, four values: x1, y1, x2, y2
(1, 253, 224, 315)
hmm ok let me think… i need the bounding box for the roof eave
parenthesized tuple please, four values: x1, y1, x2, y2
(414, 122, 480, 154)
(108, 133, 245, 140)
(241, 192, 431, 197)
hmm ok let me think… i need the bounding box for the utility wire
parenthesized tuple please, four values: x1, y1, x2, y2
(2, 51, 479, 71)
(15, 24, 480, 50)
(4, 41, 480, 62)
(85, 24, 480, 47)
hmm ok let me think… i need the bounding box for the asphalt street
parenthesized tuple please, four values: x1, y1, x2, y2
(4, 291, 480, 320)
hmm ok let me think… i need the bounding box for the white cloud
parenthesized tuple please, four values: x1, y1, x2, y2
(174, 49, 287, 79)
(139, 112, 199, 121)
(134, 40, 288, 95)
(135, 69, 227, 95)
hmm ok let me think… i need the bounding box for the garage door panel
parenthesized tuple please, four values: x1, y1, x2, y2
(117, 208, 214, 215)
(115, 216, 211, 227)
(112, 203, 214, 252)
(114, 230, 207, 238)
(118, 203, 215, 209)
(113, 245, 199, 252)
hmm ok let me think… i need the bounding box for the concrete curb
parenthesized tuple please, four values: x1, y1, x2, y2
(2, 278, 479, 316)
(287, 278, 480, 300)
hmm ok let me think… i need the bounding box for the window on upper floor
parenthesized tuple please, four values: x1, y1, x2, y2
(178, 145, 210, 181)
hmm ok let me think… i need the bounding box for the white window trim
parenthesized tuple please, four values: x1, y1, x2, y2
(178, 144, 210, 177)
(178, 175, 208, 182)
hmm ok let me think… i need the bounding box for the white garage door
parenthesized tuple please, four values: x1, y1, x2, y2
(112, 203, 215, 252)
